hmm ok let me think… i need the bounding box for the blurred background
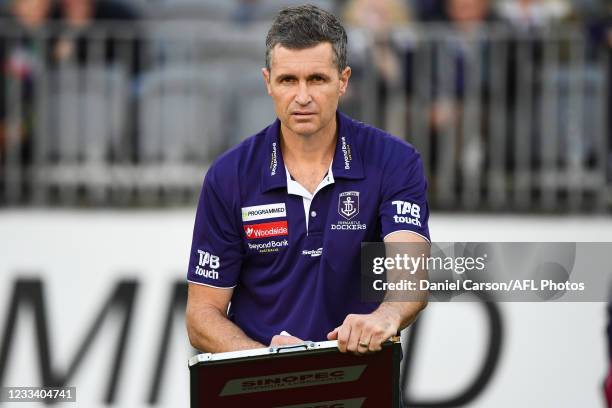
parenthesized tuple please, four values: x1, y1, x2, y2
(1, 0, 612, 407)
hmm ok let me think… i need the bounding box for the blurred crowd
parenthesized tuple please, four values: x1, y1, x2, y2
(0, 0, 611, 206)
(342, 0, 610, 173)
(0, 0, 140, 165)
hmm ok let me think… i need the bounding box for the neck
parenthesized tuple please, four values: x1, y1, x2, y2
(280, 119, 337, 167)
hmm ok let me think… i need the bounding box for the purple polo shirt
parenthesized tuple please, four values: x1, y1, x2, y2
(187, 111, 430, 345)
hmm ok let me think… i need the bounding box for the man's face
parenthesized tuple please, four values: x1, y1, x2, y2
(262, 42, 351, 138)
(12, 0, 50, 27)
(447, 0, 489, 23)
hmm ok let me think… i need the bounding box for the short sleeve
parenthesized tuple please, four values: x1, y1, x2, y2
(379, 150, 430, 242)
(187, 168, 243, 288)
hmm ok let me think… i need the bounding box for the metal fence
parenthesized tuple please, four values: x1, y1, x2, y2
(0, 21, 610, 211)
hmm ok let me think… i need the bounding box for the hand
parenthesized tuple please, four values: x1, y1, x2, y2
(327, 309, 400, 355)
(269, 334, 304, 347)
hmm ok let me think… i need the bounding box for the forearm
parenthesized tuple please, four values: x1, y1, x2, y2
(374, 299, 427, 332)
(187, 305, 264, 353)
(381, 233, 430, 331)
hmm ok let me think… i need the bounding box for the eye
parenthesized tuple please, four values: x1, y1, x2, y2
(311, 75, 325, 83)
(279, 77, 296, 84)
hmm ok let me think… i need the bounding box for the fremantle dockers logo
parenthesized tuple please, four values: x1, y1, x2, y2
(339, 191, 359, 220)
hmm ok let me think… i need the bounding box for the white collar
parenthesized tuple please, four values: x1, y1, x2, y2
(285, 162, 335, 199)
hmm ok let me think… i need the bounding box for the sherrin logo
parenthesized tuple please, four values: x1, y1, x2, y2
(242, 203, 286, 222)
(244, 221, 288, 239)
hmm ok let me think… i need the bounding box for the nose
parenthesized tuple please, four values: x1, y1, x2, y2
(294, 81, 311, 106)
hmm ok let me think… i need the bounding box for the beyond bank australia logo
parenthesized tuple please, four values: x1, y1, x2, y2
(338, 191, 359, 220)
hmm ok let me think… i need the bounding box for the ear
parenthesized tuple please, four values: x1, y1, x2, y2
(262, 68, 272, 95)
(338, 66, 351, 96)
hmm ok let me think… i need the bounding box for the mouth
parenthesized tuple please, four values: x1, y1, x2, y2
(292, 111, 316, 116)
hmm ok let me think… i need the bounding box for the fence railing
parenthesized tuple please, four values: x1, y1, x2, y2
(0, 21, 610, 210)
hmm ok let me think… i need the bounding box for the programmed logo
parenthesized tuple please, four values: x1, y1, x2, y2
(338, 191, 359, 220)
(242, 203, 286, 222)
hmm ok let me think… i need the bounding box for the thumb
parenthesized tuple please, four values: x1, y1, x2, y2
(327, 326, 340, 340)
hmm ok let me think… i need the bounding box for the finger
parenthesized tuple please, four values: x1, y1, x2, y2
(283, 335, 303, 345)
(327, 326, 340, 340)
(270, 335, 288, 347)
(368, 336, 383, 352)
(356, 331, 373, 355)
(368, 330, 391, 352)
(346, 320, 364, 353)
(337, 323, 351, 353)
(269, 335, 303, 347)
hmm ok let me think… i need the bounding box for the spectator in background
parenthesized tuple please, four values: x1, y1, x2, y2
(0, 0, 52, 167)
(423, 0, 496, 187)
(495, 0, 573, 33)
(7, 0, 51, 29)
(445, 0, 492, 31)
(413, 0, 446, 21)
(428, 0, 494, 132)
(51, 0, 145, 163)
(52, 0, 143, 74)
(497, 0, 576, 175)
(342, 0, 412, 127)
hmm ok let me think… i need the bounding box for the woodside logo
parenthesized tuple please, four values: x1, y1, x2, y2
(244, 221, 288, 239)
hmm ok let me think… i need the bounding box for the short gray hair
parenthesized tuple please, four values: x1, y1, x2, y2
(265, 4, 348, 73)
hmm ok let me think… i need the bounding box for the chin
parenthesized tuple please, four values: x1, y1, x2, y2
(289, 122, 320, 137)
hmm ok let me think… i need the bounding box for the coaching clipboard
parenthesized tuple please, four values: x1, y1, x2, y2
(188, 337, 402, 408)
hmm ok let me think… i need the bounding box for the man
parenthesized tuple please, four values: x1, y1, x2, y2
(186, 5, 429, 356)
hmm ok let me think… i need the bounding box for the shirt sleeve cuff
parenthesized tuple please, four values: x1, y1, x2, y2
(187, 279, 237, 289)
(383, 229, 431, 243)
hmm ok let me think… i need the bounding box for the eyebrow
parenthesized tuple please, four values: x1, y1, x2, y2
(307, 73, 331, 80)
(275, 73, 331, 82)
(276, 74, 297, 82)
